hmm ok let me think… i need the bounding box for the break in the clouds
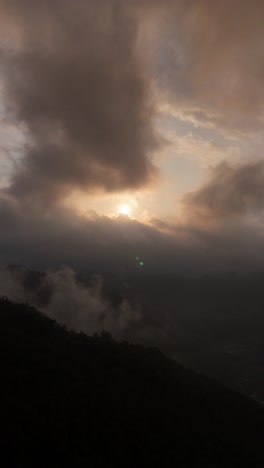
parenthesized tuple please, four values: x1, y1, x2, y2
(0, 0, 159, 204)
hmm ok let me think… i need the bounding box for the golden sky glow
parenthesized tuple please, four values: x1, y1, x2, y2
(119, 204, 130, 216)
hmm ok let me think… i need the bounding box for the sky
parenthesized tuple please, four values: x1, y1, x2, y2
(1, 0, 264, 274)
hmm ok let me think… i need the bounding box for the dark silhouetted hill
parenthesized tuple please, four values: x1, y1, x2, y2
(0, 297, 264, 467)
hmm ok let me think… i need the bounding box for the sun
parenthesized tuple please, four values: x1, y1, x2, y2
(119, 204, 130, 216)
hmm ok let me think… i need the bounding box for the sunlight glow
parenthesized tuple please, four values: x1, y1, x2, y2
(119, 204, 130, 216)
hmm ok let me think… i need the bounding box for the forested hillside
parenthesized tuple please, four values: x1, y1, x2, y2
(0, 297, 263, 467)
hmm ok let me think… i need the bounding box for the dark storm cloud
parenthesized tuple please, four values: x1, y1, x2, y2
(0, 0, 159, 203)
(183, 161, 264, 220)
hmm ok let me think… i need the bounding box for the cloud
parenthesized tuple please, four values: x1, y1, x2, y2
(0, 115, 25, 188)
(0, 188, 264, 276)
(183, 160, 264, 220)
(167, 131, 240, 167)
(1, 0, 263, 207)
(0, 193, 186, 273)
(152, 0, 264, 133)
(0, 1, 264, 277)
(0, 0, 159, 204)
(0, 265, 142, 337)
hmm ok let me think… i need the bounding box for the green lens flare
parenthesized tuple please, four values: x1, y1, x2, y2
(140, 262, 144, 266)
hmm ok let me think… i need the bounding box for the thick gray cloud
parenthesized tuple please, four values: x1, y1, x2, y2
(0, 0, 159, 204)
(183, 160, 264, 220)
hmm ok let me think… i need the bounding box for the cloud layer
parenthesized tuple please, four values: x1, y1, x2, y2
(183, 160, 264, 220)
(0, 0, 159, 204)
(154, 0, 264, 132)
(0, 1, 264, 275)
(0, 265, 142, 336)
